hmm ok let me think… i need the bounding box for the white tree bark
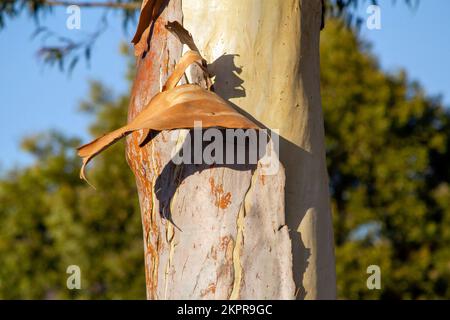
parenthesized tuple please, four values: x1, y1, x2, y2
(126, 0, 336, 300)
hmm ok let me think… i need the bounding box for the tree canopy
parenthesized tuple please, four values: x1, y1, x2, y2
(322, 19, 450, 299)
(0, 48, 145, 299)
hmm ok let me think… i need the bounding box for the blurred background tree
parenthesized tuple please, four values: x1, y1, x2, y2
(0, 46, 146, 299)
(1, 0, 449, 300)
(321, 19, 450, 299)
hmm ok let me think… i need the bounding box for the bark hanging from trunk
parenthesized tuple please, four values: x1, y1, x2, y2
(126, 0, 336, 300)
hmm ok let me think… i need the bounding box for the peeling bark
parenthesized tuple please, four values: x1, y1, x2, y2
(126, 0, 335, 300)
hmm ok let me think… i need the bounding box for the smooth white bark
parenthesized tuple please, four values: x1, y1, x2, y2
(182, 0, 336, 299)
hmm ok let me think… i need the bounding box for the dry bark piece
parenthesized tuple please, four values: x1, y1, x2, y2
(77, 52, 259, 184)
(139, 50, 209, 146)
(162, 50, 207, 91)
(138, 128, 152, 147)
(131, 0, 165, 45)
(78, 84, 259, 183)
(163, 31, 211, 90)
(134, 25, 152, 57)
(131, 0, 165, 56)
(165, 21, 200, 53)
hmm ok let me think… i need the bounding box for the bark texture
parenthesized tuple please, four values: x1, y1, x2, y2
(126, 0, 335, 299)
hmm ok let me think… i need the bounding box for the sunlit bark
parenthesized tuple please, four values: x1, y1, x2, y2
(126, 0, 336, 300)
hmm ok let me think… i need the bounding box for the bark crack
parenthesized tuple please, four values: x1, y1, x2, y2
(229, 172, 255, 299)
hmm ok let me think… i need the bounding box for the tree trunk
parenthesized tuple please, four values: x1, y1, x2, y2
(126, 0, 336, 300)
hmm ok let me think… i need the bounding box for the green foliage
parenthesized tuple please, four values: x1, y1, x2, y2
(321, 19, 450, 299)
(0, 65, 145, 299)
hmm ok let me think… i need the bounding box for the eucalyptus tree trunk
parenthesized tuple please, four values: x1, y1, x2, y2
(125, 0, 336, 300)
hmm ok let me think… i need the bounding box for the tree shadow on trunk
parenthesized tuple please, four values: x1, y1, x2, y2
(222, 105, 313, 299)
(154, 128, 264, 229)
(152, 51, 312, 299)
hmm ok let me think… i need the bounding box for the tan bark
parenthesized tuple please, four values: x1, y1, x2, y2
(126, 0, 336, 300)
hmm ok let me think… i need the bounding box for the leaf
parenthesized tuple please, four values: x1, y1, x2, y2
(77, 51, 259, 185)
(68, 57, 79, 76)
(30, 26, 47, 40)
(84, 46, 91, 67)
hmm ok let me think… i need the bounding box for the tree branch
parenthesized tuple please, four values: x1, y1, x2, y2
(44, 1, 141, 10)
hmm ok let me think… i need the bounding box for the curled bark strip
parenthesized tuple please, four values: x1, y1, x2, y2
(77, 52, 259, 185)
(78, 128, 130, 185)
(134, 25, 152, 57)
(138, 128, 152, 147)
(165, 21, 200, 53)
(162, 50, 208, 91)
(165, 22, 212, 86)
(131, 0, 165, 45)
(132, 0, 166, 56)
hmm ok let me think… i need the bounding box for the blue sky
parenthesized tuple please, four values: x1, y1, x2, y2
(0, 1, 449, 171)
(357, 0, 450, 105)
(0, 5, 131, 171)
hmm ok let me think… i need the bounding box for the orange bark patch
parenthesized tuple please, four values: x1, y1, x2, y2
(219, 236, 232, 250)
(209, 245, 217, 260)
(260, 174, 266, 185)
(209, 177, 232, 209)
(200, 283, 217, 297)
